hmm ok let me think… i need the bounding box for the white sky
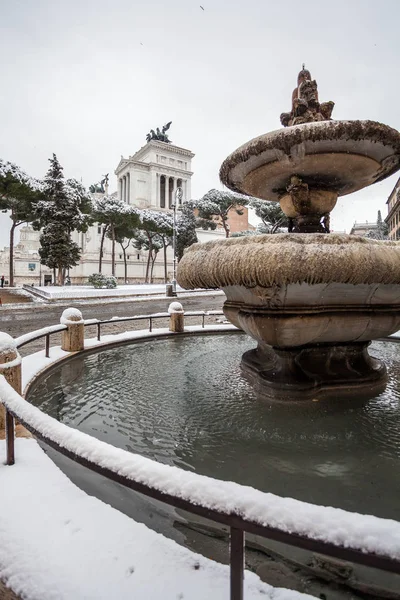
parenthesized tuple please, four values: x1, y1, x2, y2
(1, 0, 399, 244)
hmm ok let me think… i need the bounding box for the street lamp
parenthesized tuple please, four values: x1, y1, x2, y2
(171, 187, 183, 293)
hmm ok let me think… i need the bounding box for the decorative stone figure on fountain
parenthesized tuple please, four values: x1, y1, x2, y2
(280, 65, 335, 127)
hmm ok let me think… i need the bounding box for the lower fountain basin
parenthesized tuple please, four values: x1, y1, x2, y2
(26, 333, 400, 598)
(26, 334, 400, 521)
(177, 234, 400, 398)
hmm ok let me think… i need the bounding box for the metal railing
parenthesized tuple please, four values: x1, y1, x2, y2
(3, 314, 400, 599)
(15, 310, 225, 355)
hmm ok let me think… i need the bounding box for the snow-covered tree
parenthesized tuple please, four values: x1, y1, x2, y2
(39, 226, 81, 276)
(34, 154, 92, 285)
(136, 210, 173, 282)
(248, 198, 288, 233)
(365, 210, 389, 240)
(113, 220, 138, 284)
(91, 195, 139, 275)
(0, 160, 43, 286)
(193, 189, 253, 238)
(176, 201, 198, 261)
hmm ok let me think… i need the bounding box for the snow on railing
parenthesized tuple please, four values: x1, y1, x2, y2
(2, 309, 400, 600)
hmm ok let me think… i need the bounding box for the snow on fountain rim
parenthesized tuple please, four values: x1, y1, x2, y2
(2, 349, 400, 561)
(220, 119, 400, 196)
(178, 233, 400, 289)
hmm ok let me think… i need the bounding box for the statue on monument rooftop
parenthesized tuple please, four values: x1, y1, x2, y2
(280, 65, 334, 127)
(146, 121, 172, 143)
(89, 174, 109, 194)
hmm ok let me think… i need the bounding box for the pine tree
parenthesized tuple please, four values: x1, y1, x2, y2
(248, 198, 288, 233)
(137, 210, 173, 283)
(34, 154, 92, 285)
(365, 210, 388, 241)
(92, 195, 139, 275)
(176, 201, 198, 261)
(193, 189, 251, 238)
(0, 159, 43, 286)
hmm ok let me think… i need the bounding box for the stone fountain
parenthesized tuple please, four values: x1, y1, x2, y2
(178, 67, 400, 399)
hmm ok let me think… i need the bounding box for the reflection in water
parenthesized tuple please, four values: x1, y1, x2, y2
(28, 335, 400, 520)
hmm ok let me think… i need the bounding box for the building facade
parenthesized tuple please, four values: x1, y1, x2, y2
(115, 140, 194, 210)
(386, 177, 400, 240)
(349, 221, 378, 236)
(0, 225, 53, 286)
(0, 138, 252, 286)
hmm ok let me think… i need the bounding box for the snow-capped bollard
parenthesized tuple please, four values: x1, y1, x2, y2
(60, 308, 84, 352)
(168, 302, 184, 333)
(0, 332, 31, 449)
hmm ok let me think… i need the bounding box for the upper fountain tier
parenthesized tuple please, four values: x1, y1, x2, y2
(220, 68, 400, 233)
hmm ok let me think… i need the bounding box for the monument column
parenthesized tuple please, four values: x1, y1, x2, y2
(150, 171, 157, 208)
(185, 179, 191, 202)
(172, 177, 177, 201)
(166, 176, 170, 208)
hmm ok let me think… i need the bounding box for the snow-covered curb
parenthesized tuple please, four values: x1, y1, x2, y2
(23, 283, 219, 301)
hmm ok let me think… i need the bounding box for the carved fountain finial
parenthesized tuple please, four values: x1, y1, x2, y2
(280, 67, 335, 127)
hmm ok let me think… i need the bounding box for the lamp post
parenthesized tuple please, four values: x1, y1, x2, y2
(171, 187, 183, 293)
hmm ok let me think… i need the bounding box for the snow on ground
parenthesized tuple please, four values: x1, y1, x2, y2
(0, 438, 311, 600)
(0, 325, 314, 600)
(29, 284, 205, 300)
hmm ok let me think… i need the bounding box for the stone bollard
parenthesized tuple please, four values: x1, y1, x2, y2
(166, 283, 174, 298)
(61, 308, 85, 352)
(168, 302, 184, 333)
(0, 332, 31, 442)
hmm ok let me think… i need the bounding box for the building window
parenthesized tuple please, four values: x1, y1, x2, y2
(127, 255, 130, 260)
(137, 254, 140, 260)
(97, 225, 101, 234)
(160, 156, 166, 164)
(177, 160, 183, 167)
(119, 254, 122, 259)
(169, 158, 174, 165)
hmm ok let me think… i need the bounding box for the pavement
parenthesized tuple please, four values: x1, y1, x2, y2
(0, 290, 226, 353)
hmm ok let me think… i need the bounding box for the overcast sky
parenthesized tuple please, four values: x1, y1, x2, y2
(1, 0, 399, 245)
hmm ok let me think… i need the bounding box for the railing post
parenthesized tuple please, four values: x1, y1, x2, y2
(5, 410, 15, 465)
(0, 332, 31, 461)
(168, 302, 184, 333)
(45, 333, 50, 358)
(60, 308, 85, 352)
(230, 527, 244, 600)
(149, 317, 152, 333)
(97, 322, 101, 341)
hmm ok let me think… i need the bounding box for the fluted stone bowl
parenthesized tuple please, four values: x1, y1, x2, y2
(178, 234, 400, 398)
(220, 121, 400, 201)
